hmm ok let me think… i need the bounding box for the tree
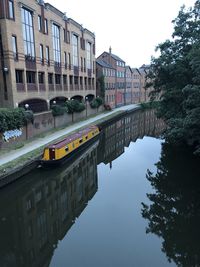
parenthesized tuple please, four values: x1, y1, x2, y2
(147, 1, 200, 153)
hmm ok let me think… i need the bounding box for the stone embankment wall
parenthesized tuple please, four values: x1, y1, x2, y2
(0, 106, 103, 149)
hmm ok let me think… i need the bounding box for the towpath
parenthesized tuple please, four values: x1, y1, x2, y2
(0, 104, 139, 167)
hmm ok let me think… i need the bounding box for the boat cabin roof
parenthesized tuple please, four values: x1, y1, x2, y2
(47, 125, 99, 149)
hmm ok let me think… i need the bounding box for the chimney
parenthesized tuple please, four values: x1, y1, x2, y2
(109, 46, 112, 64)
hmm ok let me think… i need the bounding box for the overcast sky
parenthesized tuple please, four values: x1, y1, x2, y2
(48, 0, 196, 68)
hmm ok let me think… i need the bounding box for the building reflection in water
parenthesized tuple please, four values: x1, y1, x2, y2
(0, 109, 165, 267)
(98, 109, 165, 166)
(0, 141, 98, 267)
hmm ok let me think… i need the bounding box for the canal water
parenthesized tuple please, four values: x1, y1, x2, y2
(0, 109, 199, 267)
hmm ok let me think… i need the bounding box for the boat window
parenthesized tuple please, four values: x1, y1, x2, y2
(85, 136, 88, 139)
(65, 146, 69, 152)
(79, 139, 83, 143)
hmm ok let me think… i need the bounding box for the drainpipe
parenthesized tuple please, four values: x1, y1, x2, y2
(0, 24, 8, 100)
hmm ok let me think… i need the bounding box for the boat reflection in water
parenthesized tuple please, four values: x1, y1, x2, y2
(0, 109, 165, 267)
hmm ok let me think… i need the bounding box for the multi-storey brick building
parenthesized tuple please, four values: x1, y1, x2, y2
(96, 58, 116, 108)
(125, 66, 132, 105)
(0, 0, 96, 112)
(97, 48, 126, 107)
(132, 68, 141, 103)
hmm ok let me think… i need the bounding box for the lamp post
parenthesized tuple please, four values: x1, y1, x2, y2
(85, 96, 88, 117)
(25, 103, 29, 110)
(52, 100, 56, 128)
(24, 104, 29, 140)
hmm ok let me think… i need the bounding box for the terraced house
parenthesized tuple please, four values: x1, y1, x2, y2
(0, 0, 96, 112)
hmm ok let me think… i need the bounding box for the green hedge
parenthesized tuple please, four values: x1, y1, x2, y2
(51, 100, 86, 116)
(0, 108, 34, 133)
(65, 99, 85, 113)
(90, 97, 103, 109)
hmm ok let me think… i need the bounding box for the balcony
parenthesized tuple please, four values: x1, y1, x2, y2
(16, 83, 25, 91)
(27, 84, 37, 91)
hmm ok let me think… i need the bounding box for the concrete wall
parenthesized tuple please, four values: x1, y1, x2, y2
(0, 106, 105, 149)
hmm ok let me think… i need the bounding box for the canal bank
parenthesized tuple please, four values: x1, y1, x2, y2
(0, 104, 140, 187)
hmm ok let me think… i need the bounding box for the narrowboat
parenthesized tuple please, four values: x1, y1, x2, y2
(41, 125, 100, 166)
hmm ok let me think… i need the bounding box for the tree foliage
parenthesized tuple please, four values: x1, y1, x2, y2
(65, 99, 85, 113)
(97, 75, 105, 98)
(90, 97, 103, 109)
(148, 0, 200, 153)
(0, 108, 34, 133)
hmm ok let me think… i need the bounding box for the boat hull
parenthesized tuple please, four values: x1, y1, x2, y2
(41, 133, 100, 167)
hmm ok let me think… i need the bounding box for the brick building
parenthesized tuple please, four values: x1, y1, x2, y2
(125, 66, 132, 105)
(0, 0, 96, 112)
(96, 58, 116, 108)
(97, 48, 126, 107)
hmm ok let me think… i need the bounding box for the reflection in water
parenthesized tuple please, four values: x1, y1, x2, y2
(0, 141, 98, 267)
(142, 142, 200, 267)
(98, 109, 165, 166)
(0, 109, 165, 267)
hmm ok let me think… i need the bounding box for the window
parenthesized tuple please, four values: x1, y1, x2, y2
(55, 74, 61, 84)
(86, 42, 92, 69)
(64, 52, 67, 68)
(38, 72, 44, 84)
(63, 75, 67, 85)
(8, 0, 14, 19)
(26, 71, 35, 83)
(38, 15, 42, 31)
(44, 19, 48, 34)
(74, 76, 78, 85)
(48, 73, 53, 84)
(72, 34, 78, 67)
(12, 35, 18, 60)
(46, 46, 50, 65)
(52, 23, 61, 65)
(21, 7, 35, 59)
(40, 44, 44, 64)
(68, 53, 71, 68)
(15, 70, 23, 83)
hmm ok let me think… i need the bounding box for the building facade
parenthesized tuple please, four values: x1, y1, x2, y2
(96, 58, 116, 109)
(125, 66, 132, 105)
(0, 0, 96, 112)
(97, 48, 126, 107)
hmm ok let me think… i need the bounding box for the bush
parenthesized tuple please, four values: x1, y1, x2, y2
(51, 105, 68, 116)
(0, 108, 33, 133)
(65, 99, 85, 113)
(90, 97, 103, 109)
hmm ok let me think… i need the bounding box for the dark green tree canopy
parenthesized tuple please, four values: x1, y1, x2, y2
(148, 0, 200, 153)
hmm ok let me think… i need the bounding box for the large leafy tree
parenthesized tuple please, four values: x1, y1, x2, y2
(148, 1, 200, 153)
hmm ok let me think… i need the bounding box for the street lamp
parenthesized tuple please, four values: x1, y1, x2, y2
(85, 96, 88, 117)
(25, 103, 29, 110)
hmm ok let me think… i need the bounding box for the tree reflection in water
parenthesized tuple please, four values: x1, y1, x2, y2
(142, 142, 200, 267)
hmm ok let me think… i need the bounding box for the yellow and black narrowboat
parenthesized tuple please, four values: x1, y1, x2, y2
(41, 125, 100, 166)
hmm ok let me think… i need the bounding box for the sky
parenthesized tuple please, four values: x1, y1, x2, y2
(48, 0, 196, 68)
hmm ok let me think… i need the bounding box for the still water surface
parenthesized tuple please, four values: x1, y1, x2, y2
(1, 109, 199, 267)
